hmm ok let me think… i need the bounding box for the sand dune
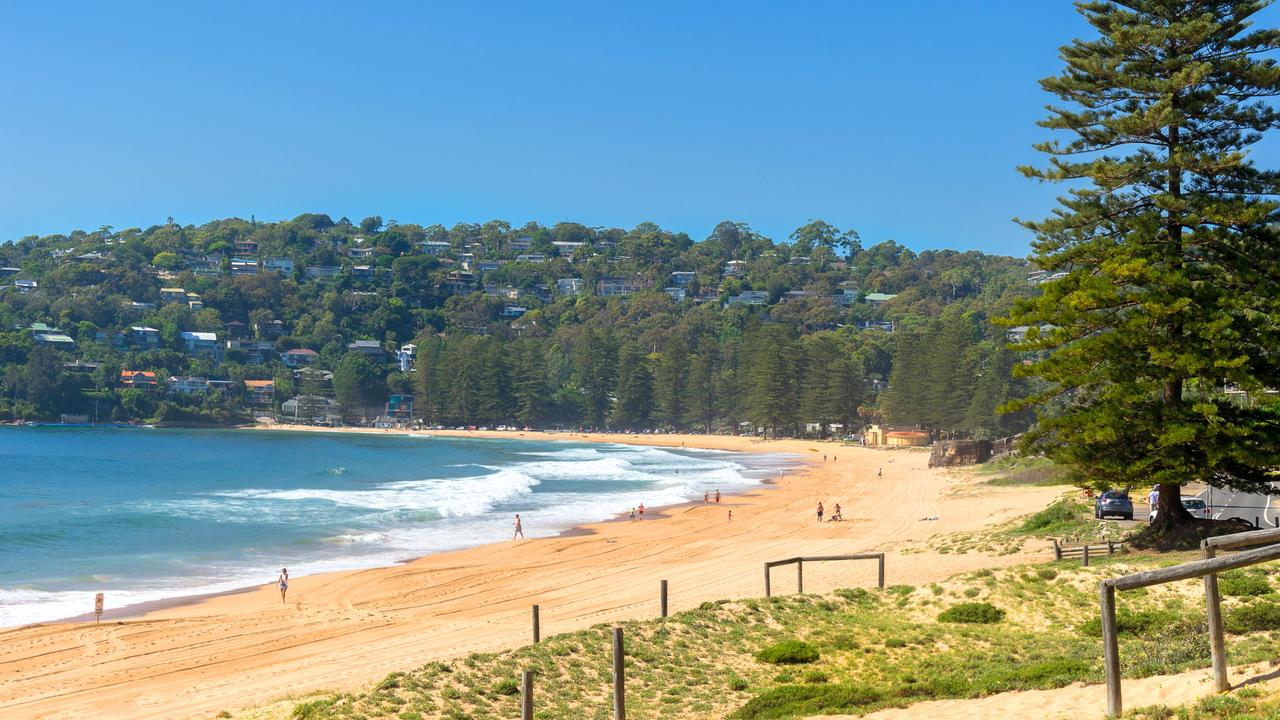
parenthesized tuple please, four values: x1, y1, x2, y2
(0, 430, 1062, 719)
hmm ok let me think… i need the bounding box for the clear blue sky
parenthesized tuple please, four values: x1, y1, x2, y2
(1, 2, 1275, 256)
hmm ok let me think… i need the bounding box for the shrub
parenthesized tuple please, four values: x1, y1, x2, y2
(731, 685, 884, 719)
(292, 698, 337, 720)
(802, 670, 829, 684)
(492, 678, 519, 696)
(755, 639, 820, 665)
(1225, 601, 1280, 634)
(727, 674, 749, 692)
(938, 602, 1005, 624)
(834, 587, 874, 604)
(1218, 570, 1272, 597)
(1015, 499, 1090, 535)
(1036, 568, 1059, 581)
(963, 587, 981, 598)
(1080, 608, 1190, 637)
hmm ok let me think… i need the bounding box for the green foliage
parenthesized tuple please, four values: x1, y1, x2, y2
(1013, 499, 1091, 536)
(1216, 570, 1272, 597)
(492, 677, 519, 696)
(1006, 0, 1280, 509)
(755, 640, 819, 665)
(730, 684, 884, 719)
(937, 602, 1004, 624)
(1225, 601, 1280, 635)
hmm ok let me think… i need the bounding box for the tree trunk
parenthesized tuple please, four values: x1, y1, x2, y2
(1156, 482, 1194, 525)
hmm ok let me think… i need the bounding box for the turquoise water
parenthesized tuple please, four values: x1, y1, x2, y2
(0, 428, 792, 625)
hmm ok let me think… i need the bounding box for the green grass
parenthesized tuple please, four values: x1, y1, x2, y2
(1217, 570, 1273, 597)
(1013, 498, 1096, 536)
(937, 602, 1005, 624)
(279, 556, 1280, 720)
(976, 455, 1069, 487)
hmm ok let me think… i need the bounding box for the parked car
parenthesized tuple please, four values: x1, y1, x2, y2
(1095, 490, 1134, 520)
(1152, 497, 1212, 521)
(1181, 498, 1212, 519)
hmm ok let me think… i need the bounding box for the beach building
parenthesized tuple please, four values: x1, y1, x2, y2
(243, 379, 275, 406)
(864, 424, 931, 447)
(282, 395, 341, 424)
(180, 331, 222, 361)
(119, 370, 157, 389)
(282, 348, 320, 368)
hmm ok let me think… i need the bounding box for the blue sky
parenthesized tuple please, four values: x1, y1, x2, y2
(1, 2, 1275, 256)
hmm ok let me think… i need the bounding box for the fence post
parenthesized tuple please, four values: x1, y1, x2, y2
(764, 563, 771, 597)
(877, 554, 885, 589)
(532, 604, 540, 644)
(1108, 540, 1115, 555)
(1053, 539, 1062, 561)
(796, 558, 804, 594)
(1257, 516, 1261, 529)
(521, 669, 534, 720)
(660, 580, 668, 618)
(1100, 583, 1122, 716)
(612, 626, 626, 720)
(1082, 545, 1090, 567)
(1203, 546, 1229, 693)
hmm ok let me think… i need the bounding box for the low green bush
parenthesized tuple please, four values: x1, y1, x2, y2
(1014, 499, 1091, 535)
(730, 684, 884, 719)
(937, 602, 1005, 624)
(1225, 601, 1280, 634)
(492, 678, 519, 696)
(802, 670, 829, 684)
(1079, 607, 1191, 637)
(292, 698, 337, 720)
(1218, 570, 1272, 597)
(755, 639, 820, 665)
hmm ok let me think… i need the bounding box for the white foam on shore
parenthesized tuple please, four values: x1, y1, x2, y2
(1, 443, 794, 627)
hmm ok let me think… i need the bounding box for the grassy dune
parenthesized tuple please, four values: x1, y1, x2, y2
(270, 549, 1280, 719)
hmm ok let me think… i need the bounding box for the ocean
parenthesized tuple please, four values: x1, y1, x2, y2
(0, 427, 793, 626)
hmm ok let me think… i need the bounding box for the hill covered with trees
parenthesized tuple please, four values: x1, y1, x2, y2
(0, 214, 1038, 437)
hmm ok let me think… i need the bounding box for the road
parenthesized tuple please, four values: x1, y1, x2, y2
(1193, 483, 1279, 526)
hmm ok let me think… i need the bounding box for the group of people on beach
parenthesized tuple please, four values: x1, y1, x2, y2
(816, 501, 843, 522)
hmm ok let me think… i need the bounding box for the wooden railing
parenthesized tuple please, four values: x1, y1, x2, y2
(764, 553, 885, 596)
(1098, 527, 1280, 715)
(1052, 539, 1123, 565)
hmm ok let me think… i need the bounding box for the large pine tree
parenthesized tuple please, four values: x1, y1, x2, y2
(1009, 0, 1280, 526)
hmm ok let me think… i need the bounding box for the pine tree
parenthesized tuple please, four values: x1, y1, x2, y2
(1008, 1, 1280, 527)
(511, 339, 548, 428)
(653, 338, 689, 430)
(612, 343, 654, 429)
(745, 325, 802, 436)
(685, 339, 720, 432)
(575, 328, 617, 428)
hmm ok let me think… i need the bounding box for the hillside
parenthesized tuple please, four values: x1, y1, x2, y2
(0, 215, 1037, 433)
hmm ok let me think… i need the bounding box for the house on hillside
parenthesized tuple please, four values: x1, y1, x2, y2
(347, 340, 385, 360)
(263, 257, 294, 274)
(396, 344, 416, 372)
(130, 326, 160, 349)
(14, 279, 37, 293)
(229, 258, 259, 276)
(348, 246, 374, 260)
(32, 332, 76, 350)
(663, 287, 687, 302)
(722, 260, 747, 277)
(63, 360, 102, 375)
(864, 292, 898, 306)
(556, 278, 584, 295)
(160, 288, 187, 304)
(226, 339, 275, 365)
(725, 290, 769, 307)
(168, 376, 211, 394)
(233, 239, 259, 255)
(418, 241, 451, 256)
(282, 348, 320, 368)
(119, 370, 157, 389)
(670, 271, 696, 286)
(180, 331, 222, 361)
(598, 275, 644, 297)
(243, 380, 275, 406)
(516, 253, 546, 264)
(485, 284, 520, 300)
(306, 265, 342, 281)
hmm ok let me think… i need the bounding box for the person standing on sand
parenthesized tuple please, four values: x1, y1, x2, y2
(513, 514, 525, 539)
(728, 509, 733, 522)
(824, 454, 827, 462)
(817, 502, 824, 522)
(877, 467, 882, 478)
(277, 568, 289, 604)
(629, 507, 636, 521)
(704, 491, 709, 504)
(638, 503, 645, 520)
(715, 489, 721, 503)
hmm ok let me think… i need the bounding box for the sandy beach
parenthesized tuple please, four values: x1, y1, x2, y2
(0, 428, 1064, 720)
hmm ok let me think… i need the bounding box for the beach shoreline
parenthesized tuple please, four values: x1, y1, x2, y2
(41, 426, 798, 626)
(0, 428, 1064, 720)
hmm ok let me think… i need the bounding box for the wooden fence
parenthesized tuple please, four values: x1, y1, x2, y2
(1052, 539, 1123, 565)
(764, 553, 885, 597)
(1099, 527, 1280, 715)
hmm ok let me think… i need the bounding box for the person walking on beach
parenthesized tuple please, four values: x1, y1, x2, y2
(277, 568, 289, 604)
(513, 514, 525, 539)
(817, 502, 824, 523)
(877, 467, 882, 478)
(638, 503, 645, 520)
(728, 509, 733, 522)
(704, 491, 709, 504)
(715, 489, 721, 503)
(629, 507, 636, 521)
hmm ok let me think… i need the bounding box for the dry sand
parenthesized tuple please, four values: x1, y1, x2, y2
(0, 428, 1065, 719)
